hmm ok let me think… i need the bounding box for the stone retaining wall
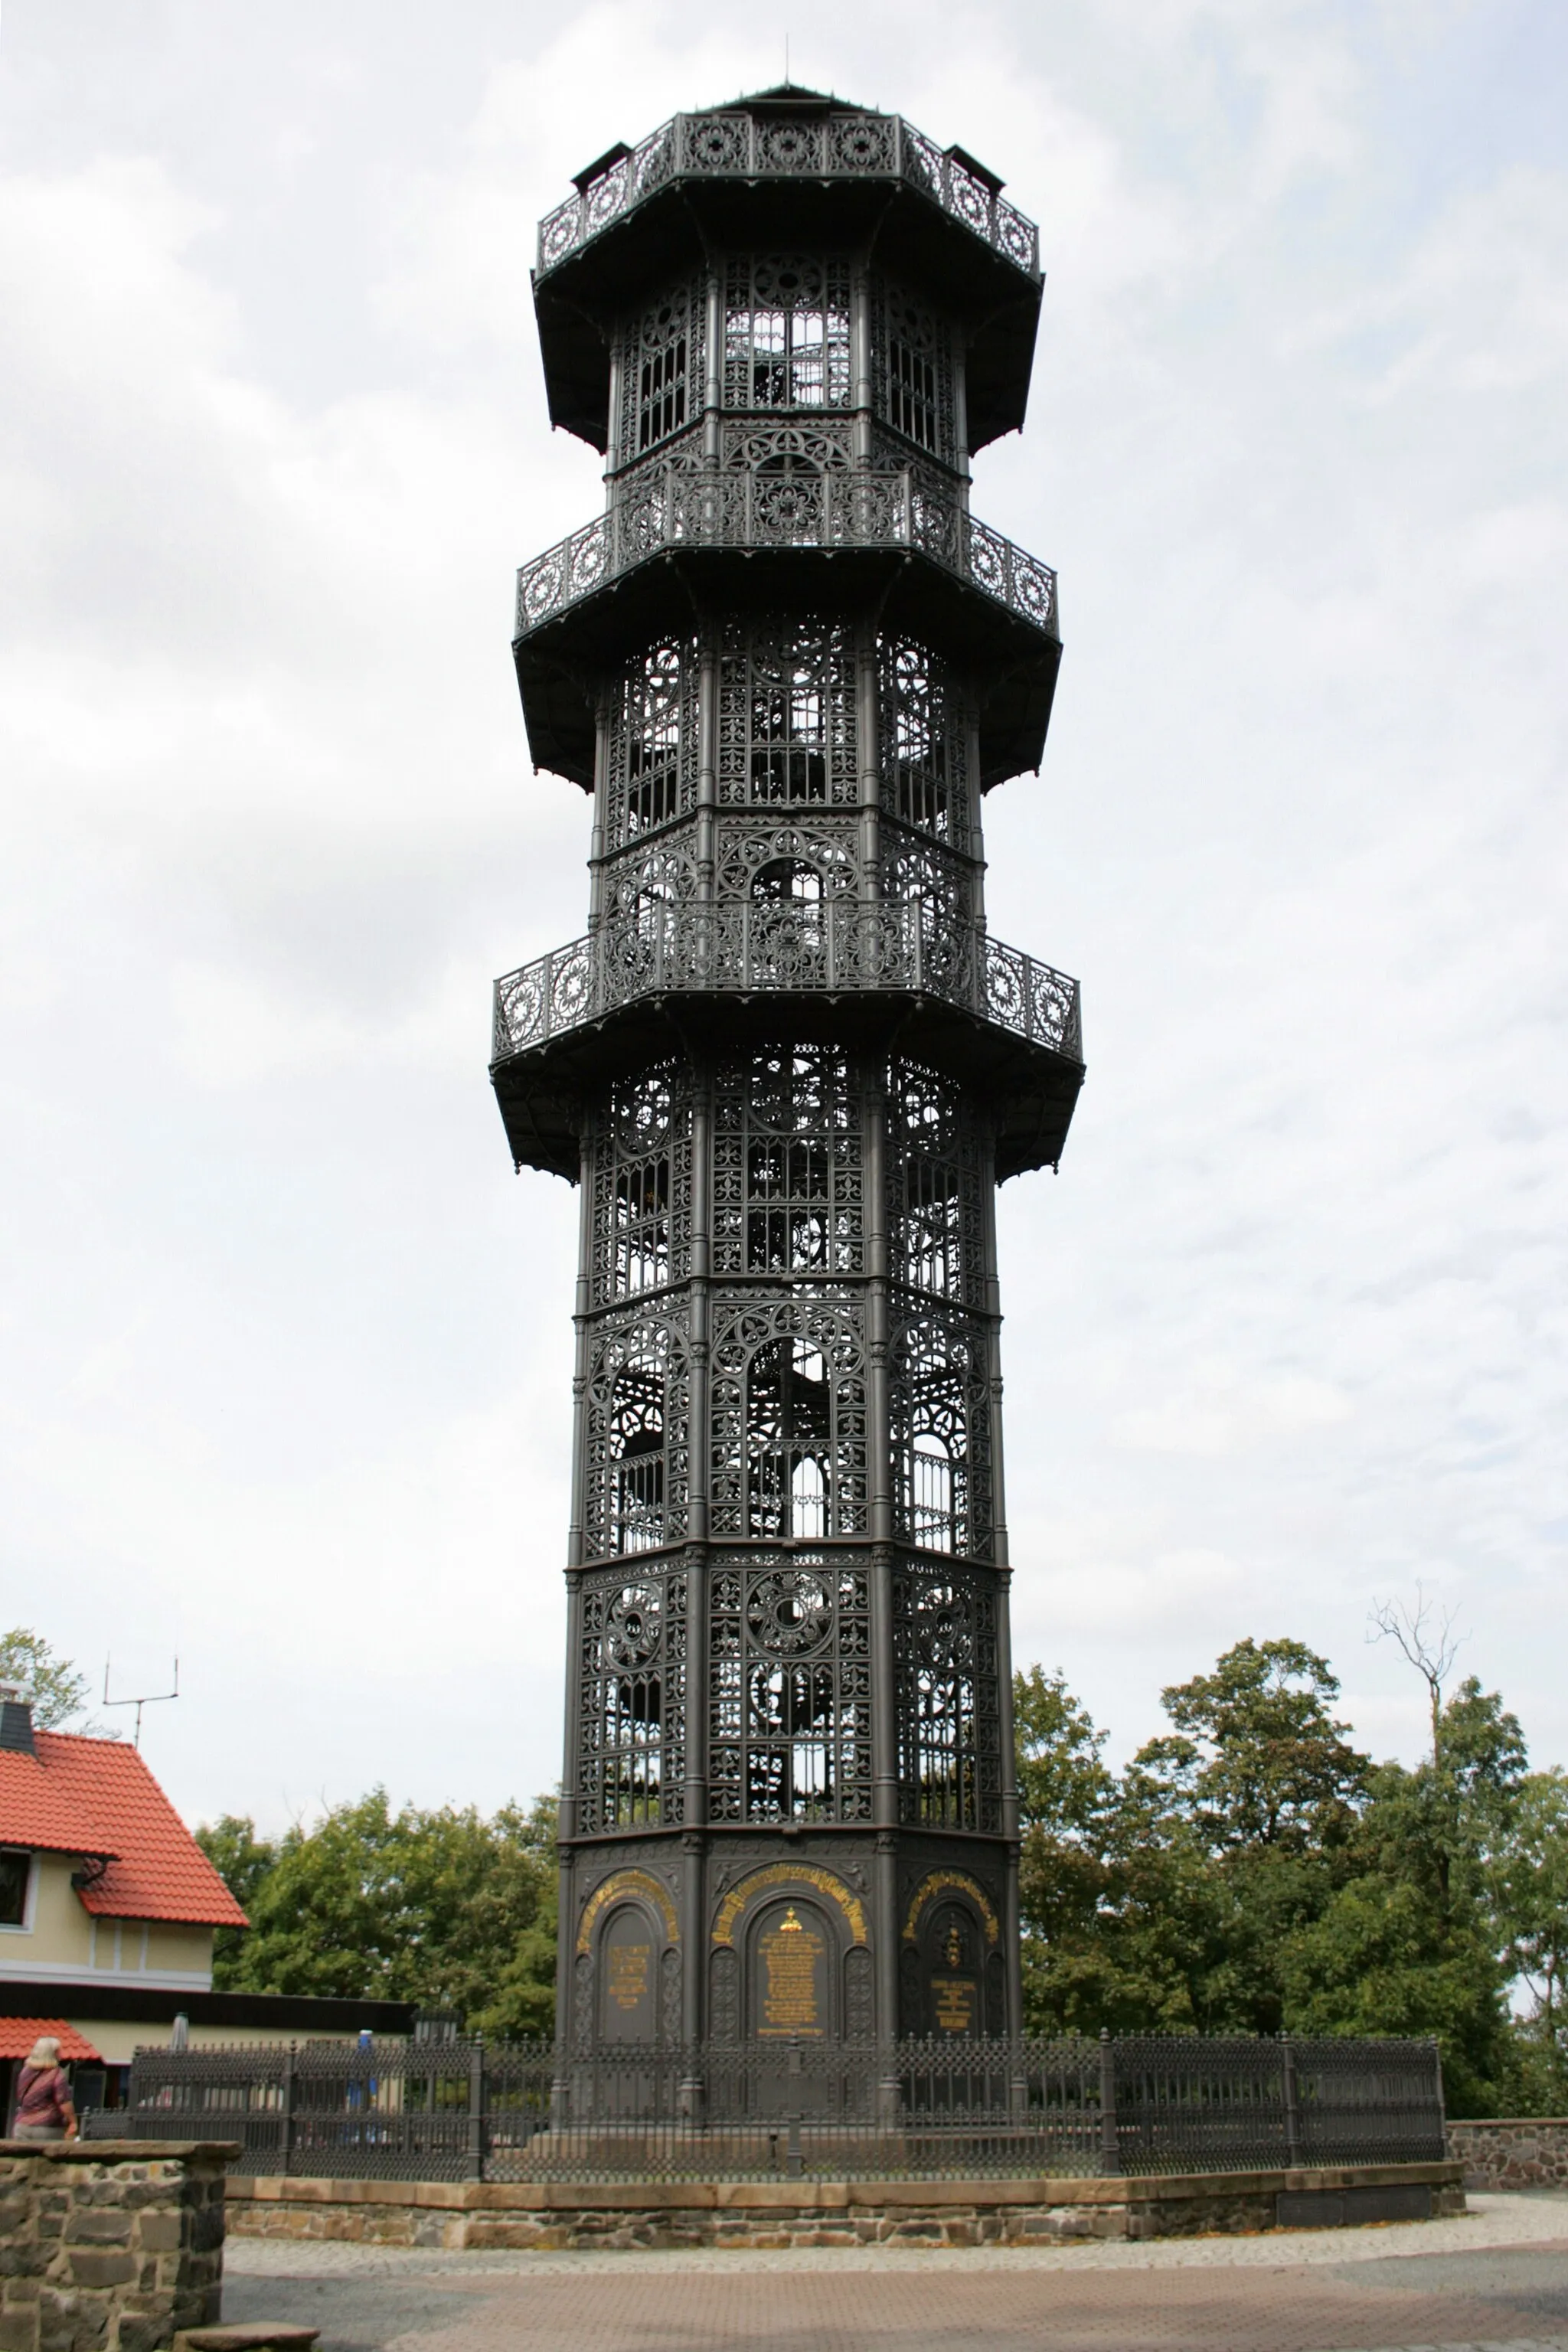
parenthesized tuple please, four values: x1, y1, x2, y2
(0, 2139, 234, 2352)
(1448, 2119, 1568, 2190)
(226, 2163, 1463, 2250)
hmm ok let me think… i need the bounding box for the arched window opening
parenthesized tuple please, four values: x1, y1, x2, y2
(909, 1432, 955, 1552)
(748, 1336, 834, 1540)
(726, 258, 851, 410)
(613, 1156, 670, 1295)
(751, 666, 828, 802)
(609, 1368, 665, 1554)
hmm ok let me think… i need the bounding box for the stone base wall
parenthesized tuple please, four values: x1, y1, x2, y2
(227, 2162, 1463, 2251)
(0, 2140, 234, 2352)
(1449, 2119, 1568, 2190)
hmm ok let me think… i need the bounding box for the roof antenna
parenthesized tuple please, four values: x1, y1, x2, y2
(785, 33, 790, 83)
(103, 1656, 179, 1749)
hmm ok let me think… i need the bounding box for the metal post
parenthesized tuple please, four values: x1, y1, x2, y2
(280, 2042, 296, 2177)
(786, 2037, 804, 2178)
(467, 2036, 486, 2183)
(1099, 2030, 1120, 2176)
(1280, 2034, 1301, 2169)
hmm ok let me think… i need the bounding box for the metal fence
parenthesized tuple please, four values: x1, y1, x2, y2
(87, 2034, 1445, 2184)
(536, 111, 1039, 280)
(491, 902, 1083, 1066)
(514, 469, 1058, 641)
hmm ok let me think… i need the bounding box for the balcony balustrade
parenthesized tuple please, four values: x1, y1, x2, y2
(492, 898, 1082, 1066)
(514, 462, 1058, 642)
(538, 110, 1039, 281)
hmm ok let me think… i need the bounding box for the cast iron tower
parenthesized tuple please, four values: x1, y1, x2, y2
(492, 87, 1083, 2051)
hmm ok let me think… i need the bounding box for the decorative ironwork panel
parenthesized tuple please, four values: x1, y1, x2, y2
(887, 1058, 988, 1308)
(708, 1550, 874, 1824)
(889, 1309, 995, 1557)
(878, 639, 971, 844)
(583, 1308, 691, 1561)
(516, 485, 1060, 641)
(494, 906, 1082, 1063)
(893, 1565, 1003, 1832)
(724, 256, 852, 412)
(709, 1295, 868, 1539)
(717, 621, 858, 807)
(712, 1046, 864, 1282)
(714, 817, 861, 907)
(606, 639, 700, 853)
(536, 112, 1039, 283)
(589, 1063, 694, 1308)
(599, 835, 701, 926)
(722, 420, 856, 473)
(616, 277, 707, 460)
(872, 280, 956, 463)
(577, 1567, 688, 1834)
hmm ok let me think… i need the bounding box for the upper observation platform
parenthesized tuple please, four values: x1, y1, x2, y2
(534, 87, 1044, 455)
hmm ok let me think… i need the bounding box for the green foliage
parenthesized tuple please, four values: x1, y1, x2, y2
(0, 1628, 98, 1730)
(1014, 1640, 1555, 2115)
(195, 1790, 557, 2037)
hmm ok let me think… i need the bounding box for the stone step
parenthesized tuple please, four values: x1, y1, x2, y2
(173, 2329, 321, 2352)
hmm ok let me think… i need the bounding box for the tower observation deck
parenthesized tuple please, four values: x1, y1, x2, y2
(492, 86, 1084, 2051)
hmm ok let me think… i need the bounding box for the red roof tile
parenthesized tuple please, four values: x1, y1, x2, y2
(0, 1746, 101, 1857)
(0, 2018, 103, 2063)
(0, 1733, 247, 1929)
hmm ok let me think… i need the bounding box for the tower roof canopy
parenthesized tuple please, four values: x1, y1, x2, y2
(533, 96, 1043, 455)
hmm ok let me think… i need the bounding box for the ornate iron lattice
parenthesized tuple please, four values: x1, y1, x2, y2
(606, 639, 700, 853)
(889, 1308, 995, 1557)
(536, 112, 1039, 281)
(599, 835, 701, 927)
(589, 1063, 693, 1308)
(583, 1310, 691, 1560)
(577, 1568, 688, 1833)
(724, 256, 852, 411)
(887, 1058, 987, 1308)
(714, 817, 861, 906)
(717, 621, 858, 807)
(708, 1552, 873, 1824)
(878, 639, 970, 844)
(893, 1566, 1002, 1832)
(709, 1296, 868, 1540)
(873, 282, 956, 463)
(712, 1047, 864, 1282)
(617, 278, 707, 461)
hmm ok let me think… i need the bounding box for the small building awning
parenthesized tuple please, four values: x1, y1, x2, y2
(0, 2017, 103, 2063)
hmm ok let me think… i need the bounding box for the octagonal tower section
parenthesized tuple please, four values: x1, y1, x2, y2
(492, 86, 1084, 2054)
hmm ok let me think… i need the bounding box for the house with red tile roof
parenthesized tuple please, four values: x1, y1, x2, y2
(0, 1688, 414, 2121)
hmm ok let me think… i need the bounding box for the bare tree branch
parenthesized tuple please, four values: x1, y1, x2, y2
(1367, 1582, 1465, 1762)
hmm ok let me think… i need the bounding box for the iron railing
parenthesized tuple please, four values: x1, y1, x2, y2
(514, 465, 1057, 640)
(537, 112, 1039, 281)
(87, 2034, 1445, 2184)
(490, 901, 1082, 1066)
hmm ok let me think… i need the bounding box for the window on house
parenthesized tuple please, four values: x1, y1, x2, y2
(0, 1851, 28, 1926)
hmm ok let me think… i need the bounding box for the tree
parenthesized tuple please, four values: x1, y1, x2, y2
(193, 1815, 279, 1978)
(1014, 1668, 1121, 2032)
(196, 1790, 559, 2036)
(1282, 1677, 1526, 2115)
(0, 1628, 100, 1731)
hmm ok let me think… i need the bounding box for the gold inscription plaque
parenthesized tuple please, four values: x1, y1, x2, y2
(759, 1907, 825, 2037)
(607, 1942, 652, 2012)
(932, 1975, 976, 2034)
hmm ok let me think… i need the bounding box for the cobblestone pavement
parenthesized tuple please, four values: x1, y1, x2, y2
(221, 2192, 1568, 2352)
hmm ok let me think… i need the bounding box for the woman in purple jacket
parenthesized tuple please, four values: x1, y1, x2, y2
(13, 2037, 77, 2140)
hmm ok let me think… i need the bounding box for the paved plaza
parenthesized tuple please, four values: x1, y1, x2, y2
(222, 2190, 1568, 2350)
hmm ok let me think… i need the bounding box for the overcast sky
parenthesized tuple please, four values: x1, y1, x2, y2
(1, 1, 1563, 1833)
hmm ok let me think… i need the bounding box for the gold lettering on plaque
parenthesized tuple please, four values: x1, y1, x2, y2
(932, 1976, 975, 2034)
(608, 1942, 652, 2011)
(760, 1907, 825, 2037)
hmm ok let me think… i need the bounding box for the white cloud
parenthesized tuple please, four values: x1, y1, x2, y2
(0, 0, 1563, 1828)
